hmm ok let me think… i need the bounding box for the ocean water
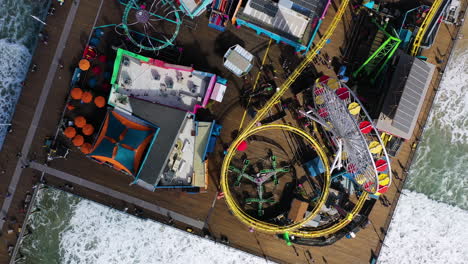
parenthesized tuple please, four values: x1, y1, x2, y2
(18, 187, 79, 263)
(378, 190, 468, 264)
(404, 46, 468, 209)
(18, 187, 268, 264)
(0, 0, 50, 149)
(379, 18, 468, 263)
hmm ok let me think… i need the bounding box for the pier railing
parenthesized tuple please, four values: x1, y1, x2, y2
(9, 184, 42, 264)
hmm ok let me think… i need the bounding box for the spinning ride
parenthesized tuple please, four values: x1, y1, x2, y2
(119, 0, 181, 51)
(229, 154, 290, 216)
(222, 124, 331, 233)
(300, 76, 391, 195)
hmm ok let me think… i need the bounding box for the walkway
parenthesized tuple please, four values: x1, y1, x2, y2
(31, 162, 205, 229)
(0, 0, 82, 229)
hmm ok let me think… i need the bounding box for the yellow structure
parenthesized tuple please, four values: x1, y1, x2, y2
(410, 0, 443, 56)
(220, 0, 363, 236)
(221, 125, 330, 233)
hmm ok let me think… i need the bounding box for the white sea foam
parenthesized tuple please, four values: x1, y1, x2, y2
(378, 190, 468, 264)
(59, 200, 268, 264)
(424, 50, 468, 144)
(0, 38, 31, 146)
(0, 0, 49, 149)
(405, 45, 468, 209)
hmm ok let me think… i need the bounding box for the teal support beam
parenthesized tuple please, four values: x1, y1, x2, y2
(93, 24, 118, 29)
(302, 19, 323, 55)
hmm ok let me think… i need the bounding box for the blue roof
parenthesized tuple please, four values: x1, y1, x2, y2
(91, 138, 115, 158)
(114, 145, 135, 173)
(88, 110, 158, 176)
(121, 128, 152, 149)
(107, 113, 126, 141)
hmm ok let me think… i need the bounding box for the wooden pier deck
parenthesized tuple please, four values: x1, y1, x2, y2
(0, 0, 466, 263)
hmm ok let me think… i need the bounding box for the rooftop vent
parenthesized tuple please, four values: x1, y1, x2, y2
(165, 76, 174, 88)
(122, 56, 130, 66)
(151, 69, 160, 80)
(123, 77, 132, 86)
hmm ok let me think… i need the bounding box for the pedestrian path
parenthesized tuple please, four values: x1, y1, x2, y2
(30, 162, 205, 229)
(0, 0, 82, 229)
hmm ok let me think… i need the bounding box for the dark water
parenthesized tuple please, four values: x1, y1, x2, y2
(19, 187, 80, 264)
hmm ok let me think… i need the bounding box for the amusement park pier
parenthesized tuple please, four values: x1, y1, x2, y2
(0, 0, 466, 263)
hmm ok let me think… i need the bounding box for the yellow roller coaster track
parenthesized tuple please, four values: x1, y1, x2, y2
(221, 124, 331, 233)
(233, 0, 349, 134)
(410, 0, 443, 56)
(220, 0, 365, 236)
(290, 192, 369, 238)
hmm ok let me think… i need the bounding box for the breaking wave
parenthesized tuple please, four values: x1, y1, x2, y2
(378, 190, 468, 264)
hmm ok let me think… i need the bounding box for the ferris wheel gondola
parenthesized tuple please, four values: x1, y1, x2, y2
(300, 76, 391, 195)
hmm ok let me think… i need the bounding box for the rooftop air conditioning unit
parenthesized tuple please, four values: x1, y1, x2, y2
(151, 69, 160, 80)
(187, 81, 196, 93)
(122, 56, 130, 66)
(165, 76, 174, 88)
(124, 77, 132, 86)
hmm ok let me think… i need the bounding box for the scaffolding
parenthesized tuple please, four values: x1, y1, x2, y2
(353, 21, 401, 82)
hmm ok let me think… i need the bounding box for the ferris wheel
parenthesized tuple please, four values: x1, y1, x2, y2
(300, 76, 391, 195)
(118, 0, 182, 51)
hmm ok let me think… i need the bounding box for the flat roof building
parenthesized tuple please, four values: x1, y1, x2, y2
(223, 45, 254, 77)
(109, 49, 226, 113)
(93, 49, 225, 191)
(376, 52, 435, 140)
(232, 0, 331, 52)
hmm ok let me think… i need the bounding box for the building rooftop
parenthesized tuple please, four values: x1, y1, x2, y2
(122, 97, 189, 190)
(180, 0, 199, 13)
(106, 49, 224, 190)
(193, 121, 212, 188)
(223, 45, 254, 77)
(243, 0, 310, 38)
(179, 0, 213, 18)
(160, 117, 196, 187)
(111, 49, 216, 113)
(376, 52, 435, 139)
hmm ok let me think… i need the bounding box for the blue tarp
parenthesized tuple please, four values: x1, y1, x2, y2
(90, 138, 115, 158)
(115, 145, 135, 172)
(121, 128, 152, 149)
(107, 114, 126, 141)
